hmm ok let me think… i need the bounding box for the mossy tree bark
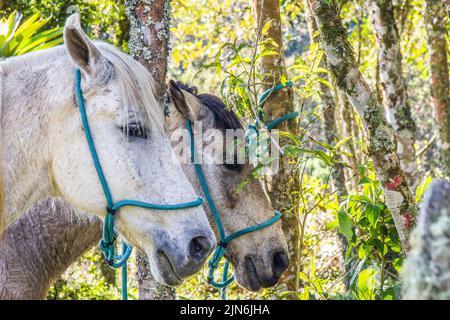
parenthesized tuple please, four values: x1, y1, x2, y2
(370, 0, 417, 186)
(424, 0, 450, 177)
(252, 0, 300, 296)
(307, 0, 417, 250)
(125, 0, 175, 300)
(402, 180, 450, 299)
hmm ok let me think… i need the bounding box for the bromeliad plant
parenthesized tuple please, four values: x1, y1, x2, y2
(0, 12, 63, 58)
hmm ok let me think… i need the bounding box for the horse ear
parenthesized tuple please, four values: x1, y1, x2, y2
(64, 14, 101, 76)
(168, 80, 200, 121)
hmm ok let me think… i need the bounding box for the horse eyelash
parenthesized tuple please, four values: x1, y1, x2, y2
(119, 122, 148, 140)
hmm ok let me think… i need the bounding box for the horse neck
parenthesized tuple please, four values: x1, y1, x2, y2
(0, 57, 71, 225)
(0, 198, 102, 299)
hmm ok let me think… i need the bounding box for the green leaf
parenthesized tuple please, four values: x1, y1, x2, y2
(16, 27, 63, 54)
(335, 137, 352, 149)
(415, 174, 432, 203)
(255, 50, 279, 60)
(325, 219, 338, 230)
(393, 258, 403, 273)
(366, 203, 381, 226)
(316, 78, 334, 91)
(261, 20, 272, 36)
(356, 268, 378, 300)
(311, 149, 333, 166)
(338, 209, 353, 240)
(28, 36, 63, 52)
(358, 244, 366, 259)
(310, 138, 334, 151)
(0, 12, 62, 57)
(358, 176, 372, 185)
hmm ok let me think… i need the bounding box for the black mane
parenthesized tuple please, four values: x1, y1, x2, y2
(175, 82, 243, 131)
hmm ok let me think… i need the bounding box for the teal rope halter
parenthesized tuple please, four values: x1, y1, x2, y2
(186, 120, 283, 300)
(75, 69, 204, 300)
(187, 80, 299, 299)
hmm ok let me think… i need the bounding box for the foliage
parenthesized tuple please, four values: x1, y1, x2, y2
(47, 248, 128, 300)
(0, 11, 63, 57)
(2, 0, 128, 50)
(337, 164, 403, 300)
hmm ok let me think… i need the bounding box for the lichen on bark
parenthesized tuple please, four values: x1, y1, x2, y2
(125, 0, 175, 300)
(370, 0, 417, 185)
(305, 2, 351, 288)
(308, 0, 417, 250)
(125, 0, 171, 100)
(135, 251, 176, 300)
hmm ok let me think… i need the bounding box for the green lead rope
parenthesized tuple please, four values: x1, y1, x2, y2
(75, 69, 204, 300)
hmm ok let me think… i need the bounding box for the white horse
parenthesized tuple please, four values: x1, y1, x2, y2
(0, 14, 215, 285)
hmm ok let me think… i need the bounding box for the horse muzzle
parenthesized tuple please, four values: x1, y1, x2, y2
(150, 230, 215, 286)
(236, 249, 289, 291)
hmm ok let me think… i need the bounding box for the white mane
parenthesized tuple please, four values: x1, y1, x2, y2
(0, 41, 164, 130)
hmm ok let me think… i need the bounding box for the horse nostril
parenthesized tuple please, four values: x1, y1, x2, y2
(272, 251, 289, 275)
(189, 236, 211, 262)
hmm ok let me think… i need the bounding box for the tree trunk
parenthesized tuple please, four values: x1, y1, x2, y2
(252, 0, 300, 296)
(424, 0, 450, 177)
(402, 179, 450, 299)
(125, 0, 171, 101)
(125, 0, 175, 300)
(370, 0, 417, 186)
(307, 0, 417, 251)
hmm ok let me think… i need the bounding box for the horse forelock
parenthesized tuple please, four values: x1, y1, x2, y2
(175, 82, 242, 131)
(97, 43, 164, 131)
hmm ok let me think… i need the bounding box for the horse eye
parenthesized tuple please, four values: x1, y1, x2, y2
(224, 163, 242, 172)
(123, 122, 147, 139)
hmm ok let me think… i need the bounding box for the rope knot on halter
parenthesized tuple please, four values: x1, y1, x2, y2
(218, 240, 229, 249)
(106, 206, 117, 215)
